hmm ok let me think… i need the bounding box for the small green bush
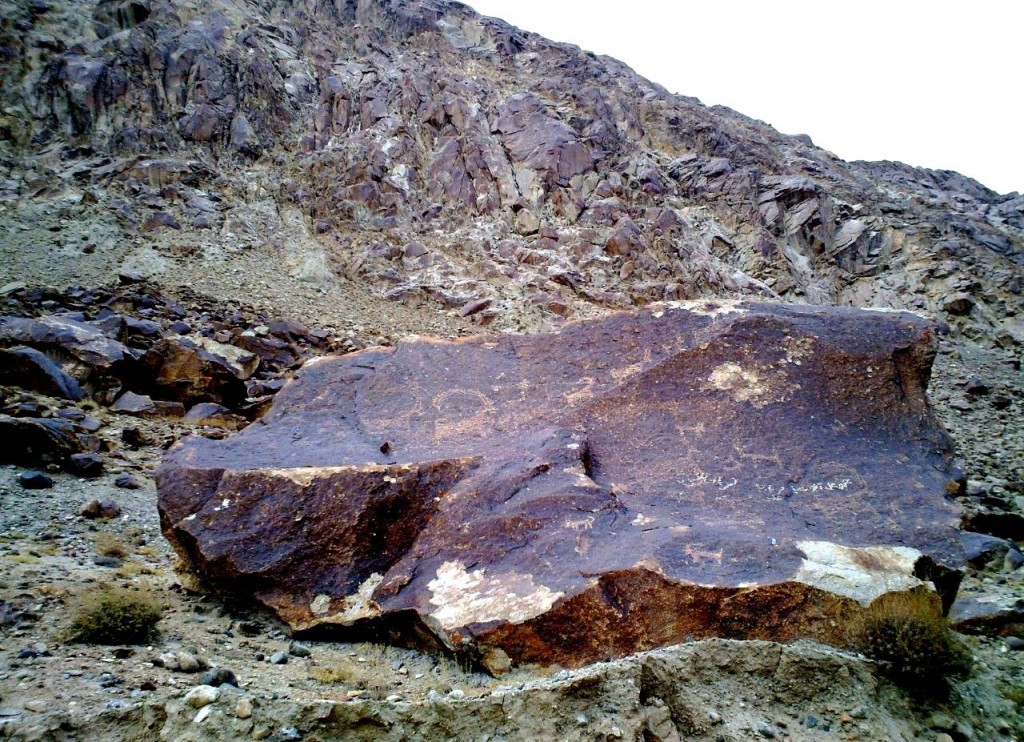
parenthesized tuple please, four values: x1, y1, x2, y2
(852, 590, 971, 688)
(67, 588, 163, 644)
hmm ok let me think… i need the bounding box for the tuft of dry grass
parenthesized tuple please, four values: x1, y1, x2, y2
(93, 532, 128, 558)
(850, 590, 971, 688)
(66, 587, 163, 645)
(309, 666, 356, 684)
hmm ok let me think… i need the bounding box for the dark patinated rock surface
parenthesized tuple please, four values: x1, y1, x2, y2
(158, 301, 964, 667)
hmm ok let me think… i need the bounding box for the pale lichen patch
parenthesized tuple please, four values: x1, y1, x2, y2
(310, 593, 332, 616)
(707, 362, 765, 403)
(793, 540, 925, 605)
(427, 561, 563, 630)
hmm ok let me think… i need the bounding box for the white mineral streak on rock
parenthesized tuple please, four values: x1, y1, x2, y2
(427, 561, 564, 630)
(861, 306, 930, 319)
(793, 541, 925, 605)
(659, 299, 747, 318)
(336, 573, 384, 622)
(263, 465, 372, 487)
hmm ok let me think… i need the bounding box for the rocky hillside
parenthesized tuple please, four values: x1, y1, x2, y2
(0, 0, 1022, 740)
(1, 0, 1021, 336)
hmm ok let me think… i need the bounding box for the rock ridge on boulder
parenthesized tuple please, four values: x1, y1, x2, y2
(157, 301, 965, 668)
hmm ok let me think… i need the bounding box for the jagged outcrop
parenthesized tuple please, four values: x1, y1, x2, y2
(1, 0, 1020, 338)
(157, 302, 965, 667)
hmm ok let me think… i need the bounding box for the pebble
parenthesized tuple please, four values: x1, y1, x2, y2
(269, 651, 288, 665)
(1004, 636, 1024, 650)
(183, 685, 220, 708)
(287, 641, 311, 658)
(18, 471, 54, 489)
(199, 667, 238, 687)
(80, 498, 121, 519)
(114, 473, 142, 489)
(756, 720, 777, 738)
(935, 735, 954, 742)
(176, 652, 205, 673)
(24, 701, 46, 713)
(194, 706, 212, 723)
(235, 697, 252, 719)
(67, 452, 104, 477)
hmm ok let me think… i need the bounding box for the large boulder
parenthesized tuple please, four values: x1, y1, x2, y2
(157, 301, 965, 668)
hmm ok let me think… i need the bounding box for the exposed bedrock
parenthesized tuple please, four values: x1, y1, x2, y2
(157, 301, 965, 668)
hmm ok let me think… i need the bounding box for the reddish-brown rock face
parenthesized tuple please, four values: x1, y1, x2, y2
(157, 302, 964, 668)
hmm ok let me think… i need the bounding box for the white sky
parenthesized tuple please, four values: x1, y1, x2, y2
(467, 0, 1023, 195)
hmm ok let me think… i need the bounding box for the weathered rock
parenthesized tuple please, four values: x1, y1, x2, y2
(67, 452, 104, 477)
(144, 336, 257, 407)
(0, 415, 84, 467)
(183, 685, 219, 709)
(951, 589, 1024, 638)
(0, 346, 85, 400)
(158, 302, 963, 668)
(183, 402, 248, 430)
(0, 316, 131, 375)
(114, 472, 143, 489)
(111, 391, 185, 418)
(961, 531, 1022, 571)
(18, 471, 54, 489)
(81, 498, 121, 519)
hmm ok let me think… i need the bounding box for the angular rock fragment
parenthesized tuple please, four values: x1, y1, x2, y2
(183, 403, 248, 430)
(158, 302, 964, 668)
(144, 336, 257, 407)
(111, 391, 185, 418)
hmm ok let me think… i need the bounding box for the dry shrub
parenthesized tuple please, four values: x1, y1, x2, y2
(93, 532, 128, 558)
(851, 590, 971, 688)
(309, 666, 355, 684)
(67, 587, 162, 644)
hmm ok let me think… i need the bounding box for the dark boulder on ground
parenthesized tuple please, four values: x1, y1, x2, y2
(66, 452, 104, 478)
(0, 414, 84, 468)
(0, 346, 85, 400)
(18, 471, 54, 489)
(158, 302, 965, 668)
